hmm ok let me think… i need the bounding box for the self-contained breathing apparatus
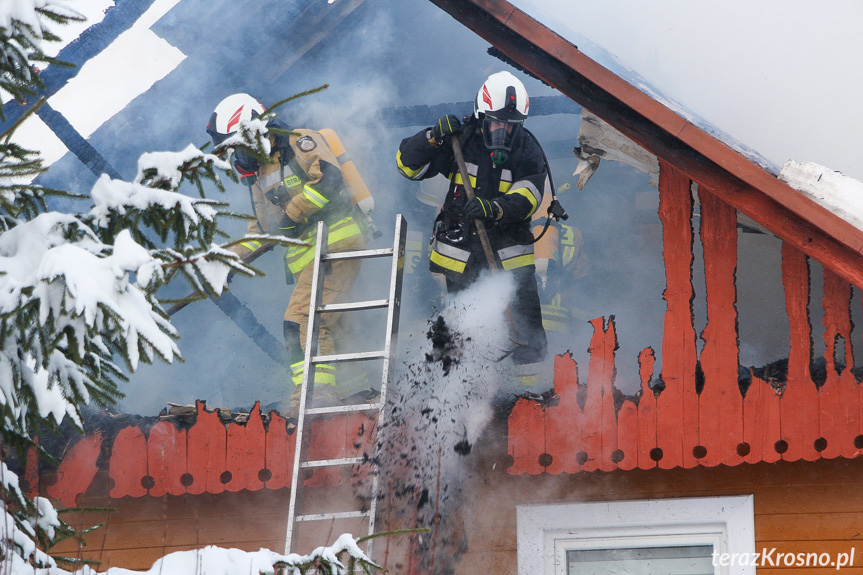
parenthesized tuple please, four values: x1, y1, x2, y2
(437, 118, 568, 249)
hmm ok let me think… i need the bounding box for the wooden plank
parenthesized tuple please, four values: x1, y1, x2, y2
(46, 433, 102, 507)
(264, 411, 296, 490)
(425, 0, 863, 289)
(507, 398, 545, 475)
(224, 402, 266, 492)
(755, 482, 863, 515)
(743, 376, 781, 465)
(109, 426, 148, 498)
(616, 400, 638, 470)
(185, 402, 227, 495)
(657, 160, 699, 469)
(304, 416, 347, 487)
(779, 243, 820, 461)
(58, 510, 291, 550)
(819, 269, 860, 459)
(599, 319, 619, 470)
(346, 412, 376, 486)
(758, 511, 863, 541)
(545, 353, 581, 474)
(581, 317, 614, 472)
(146, 421, 187, 497)
(696, 186, 743, 467)
(636, 347, 658, 470)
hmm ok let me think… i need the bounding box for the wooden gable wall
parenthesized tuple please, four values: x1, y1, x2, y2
(508, 160, 863, 475)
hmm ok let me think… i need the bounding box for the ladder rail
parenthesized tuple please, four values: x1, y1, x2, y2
(365, 214, 406, 556)
(284, 220, 330, 553)
(284, 215, 407, 559)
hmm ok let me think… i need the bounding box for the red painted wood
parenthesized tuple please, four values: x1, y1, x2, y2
(263, 411, 296, 490)
(185, 402, 227, 495)
(636, 348, 658, 470)
(616, 400, 638, 470)
(657, 160, 699, 469)
(224, 402, 266, 492)
(545, 353, 581, 474)
(742, 375, 781, 464)
(697, 186, 743, 467)
(819, 269, 859, 459)
(147, 421, 186, 497)
(580, 318, 604, 472)
(109, 426, 147, 498)
(46, 433, 102, 507)
(778, 243, 819, 461)
(507, 398, 545, 475)
(346, 413, 376, 485)
(583, 317, 618, 471)
(305, 416, 347, 487)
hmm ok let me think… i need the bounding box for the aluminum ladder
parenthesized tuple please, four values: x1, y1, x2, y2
(284, 214, 407, 556)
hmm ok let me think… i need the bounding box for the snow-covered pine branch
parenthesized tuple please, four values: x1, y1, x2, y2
(0, 2, 83, 119)
(0, 5, 325, 573)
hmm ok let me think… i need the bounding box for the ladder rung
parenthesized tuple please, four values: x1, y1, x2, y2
(323, 247, 394, 261)
(297, 510, 370, 522)
(301, 456, 365, 468)
(319, 298, 389, 313)
(311, 350, 387, 364)
(306, 401, 383, 416)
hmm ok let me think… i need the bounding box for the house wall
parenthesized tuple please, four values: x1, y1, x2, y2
(47, 428, 863, 574)
(52, 483, 373, 572)
(453, 454, 863, 574)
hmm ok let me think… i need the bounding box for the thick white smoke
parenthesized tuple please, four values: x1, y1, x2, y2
(370, 270, 520, 569)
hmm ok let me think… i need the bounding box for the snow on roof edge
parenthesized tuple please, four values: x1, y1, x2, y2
(779, 160, 863, 233)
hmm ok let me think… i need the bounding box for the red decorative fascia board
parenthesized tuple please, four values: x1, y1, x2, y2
(507, 317, 863, 475)
(37, 401, 375, 505)
(507, 163, 863, 475)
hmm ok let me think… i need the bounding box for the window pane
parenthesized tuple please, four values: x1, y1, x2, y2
(567, 545, 714, 575)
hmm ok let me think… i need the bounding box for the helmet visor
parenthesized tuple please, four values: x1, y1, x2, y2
(481, 117, 522, 152)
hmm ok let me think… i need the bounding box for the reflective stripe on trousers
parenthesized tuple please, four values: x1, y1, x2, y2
(290, 361, 336, 386)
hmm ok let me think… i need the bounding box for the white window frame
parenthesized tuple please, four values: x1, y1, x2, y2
(517, 495, 755, 575)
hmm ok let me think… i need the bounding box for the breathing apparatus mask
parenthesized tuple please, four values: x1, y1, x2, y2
(481, 114, 523, 166)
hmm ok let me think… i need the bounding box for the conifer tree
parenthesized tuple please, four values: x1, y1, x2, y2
(0, 4, 382, 574)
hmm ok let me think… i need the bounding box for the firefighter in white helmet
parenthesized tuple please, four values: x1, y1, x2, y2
(207, 93, 366, 412)
(396, 71, 548, 365)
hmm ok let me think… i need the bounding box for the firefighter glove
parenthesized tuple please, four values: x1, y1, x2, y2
(463, 197, 501, 223)
(431, 114, 462, 144)
(265, 185, 290, 206)
(278, 214, 302, 238)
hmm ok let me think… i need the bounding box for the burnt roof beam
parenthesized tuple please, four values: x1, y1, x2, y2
(429, 0, 863, 288)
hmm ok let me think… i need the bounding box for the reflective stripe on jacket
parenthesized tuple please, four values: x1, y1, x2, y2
(285, 216, 363, 275)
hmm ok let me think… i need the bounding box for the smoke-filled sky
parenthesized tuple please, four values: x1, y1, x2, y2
(513, 0, 863, 181)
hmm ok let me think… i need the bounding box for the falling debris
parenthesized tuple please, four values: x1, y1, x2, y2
(425, 315, 462, 375)
(367, 273, 521, 573)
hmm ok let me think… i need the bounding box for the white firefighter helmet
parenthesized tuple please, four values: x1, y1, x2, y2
(206, 93, 265, 146)
(473, 71, 529, 153)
